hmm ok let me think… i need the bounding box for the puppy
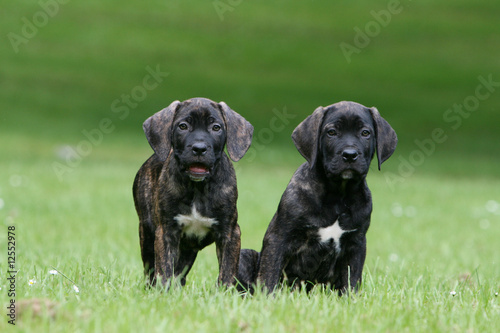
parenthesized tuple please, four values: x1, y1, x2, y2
(133, 98, 253, 287)
(237, 101, 397, 294)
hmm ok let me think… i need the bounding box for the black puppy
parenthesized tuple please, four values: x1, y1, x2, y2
(133, 97, 253, 287)
(237, 101, 397, 294)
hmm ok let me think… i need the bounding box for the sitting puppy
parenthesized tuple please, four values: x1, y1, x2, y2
(133, 98, 253, 287)
(237, 101, 397, 294)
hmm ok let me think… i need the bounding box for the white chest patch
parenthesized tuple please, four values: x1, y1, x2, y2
(174, 206, 218, 239)
(318, 220, 355, 252)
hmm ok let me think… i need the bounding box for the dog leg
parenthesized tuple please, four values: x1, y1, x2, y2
(174, 249, 198, 286)
(236, 249, 260, 292)
(216, 224, 241, 286)
(154, 224, 181, 287)
(334, 237, 366, 295)
(139, 222, 156, 285)
(257, 241, 286, 293)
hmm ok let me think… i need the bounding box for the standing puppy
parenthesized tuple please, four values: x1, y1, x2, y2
(238, 101, 397, 294)
(133, 98, 253, 287)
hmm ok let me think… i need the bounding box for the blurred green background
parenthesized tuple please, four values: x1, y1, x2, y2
(2, 0, 499, 167)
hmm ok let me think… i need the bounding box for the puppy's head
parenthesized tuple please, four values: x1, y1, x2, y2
(143, 98, 253, 182)
(292, 101, 397, 181)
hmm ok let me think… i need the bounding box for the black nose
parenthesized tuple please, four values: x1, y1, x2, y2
(192, 142, 207, 156)
(342, 149, 359, 162)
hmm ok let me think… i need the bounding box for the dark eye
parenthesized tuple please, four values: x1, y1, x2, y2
(327, 129, 337, 136)
(361, 130, 370, 137)
(212, 124, 221, 132)
(178, 123, 188, 130)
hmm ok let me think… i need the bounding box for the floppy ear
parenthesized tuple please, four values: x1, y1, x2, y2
(142, 100, 181, 161)
(368, 107, 398, 170)
(291, 106, 326, 168)
(218, 101, 254, 162)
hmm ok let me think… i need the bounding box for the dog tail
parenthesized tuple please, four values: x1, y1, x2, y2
(236, 249, 260, 293)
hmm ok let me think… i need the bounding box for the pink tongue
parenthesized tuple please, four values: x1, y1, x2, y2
(189, 165, 208, 174)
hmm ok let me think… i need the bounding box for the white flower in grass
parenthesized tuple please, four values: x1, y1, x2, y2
(9, 175, 23, 187)
(49, 269, 58, 275)
(389, 253, 399, 262)
(479, 219, 490, 230)
(391, 203, 403, 217)
(73, 285, 80, 293)
(450, 291, 457, 296)
(29, 279, 36, 286)
(485, 200, 499, 213)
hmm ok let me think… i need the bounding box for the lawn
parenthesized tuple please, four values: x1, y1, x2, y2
(1, 139, 499, 332)
(1, 0, 499, 332)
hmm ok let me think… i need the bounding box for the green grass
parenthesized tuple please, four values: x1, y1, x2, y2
(1, 0, 500, 331)
(1, 138, 499, 332)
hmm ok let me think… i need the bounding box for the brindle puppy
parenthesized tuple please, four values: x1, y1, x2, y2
(133, 98, 253, 287)
(237, 101, 397, 294)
